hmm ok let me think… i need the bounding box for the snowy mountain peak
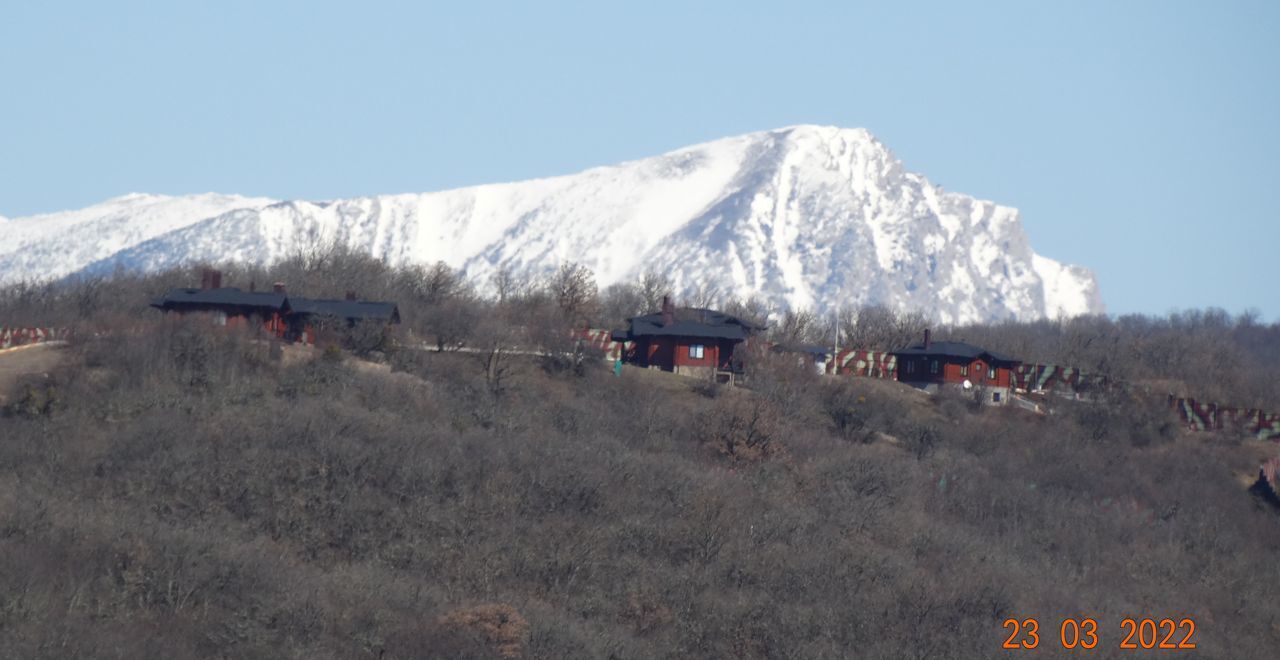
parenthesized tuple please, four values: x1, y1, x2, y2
(0, 127, 1102, 323)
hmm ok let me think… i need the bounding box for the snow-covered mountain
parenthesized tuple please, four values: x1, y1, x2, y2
(0, 126, 1102, 322)
(0, 192, 274, 285)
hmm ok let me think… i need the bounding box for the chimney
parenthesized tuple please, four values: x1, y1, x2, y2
(200, 269, 212, 290)
(273, 282, 286, 294)
(923, 328, 932, 350)
(345, 290, 357, 301)
(249, 280, 256, 292)
(661, 295, 675, 327)
(210, 269, 222, 289)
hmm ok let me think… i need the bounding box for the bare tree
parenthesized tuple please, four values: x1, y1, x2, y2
(395, 262, 478, 351)
(892, 309, 930, 350)
(548, 262, 598, 326)
(489, 264, 524, 303)
(638, 270, 674, 313)
(771, 308, 824, 346)
(399, 262, 467, 305)
(842, 304, 897, 350)
(686, 280, 721, 310)
(599, 283, 646, 328)
(722, 296, 772, 329)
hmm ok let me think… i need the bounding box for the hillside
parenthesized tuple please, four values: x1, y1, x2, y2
(0, 126, 1101, 323)
(1, 314, 1277, 658)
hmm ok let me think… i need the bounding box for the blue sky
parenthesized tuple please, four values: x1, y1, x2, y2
(2, 1, 1277, 319)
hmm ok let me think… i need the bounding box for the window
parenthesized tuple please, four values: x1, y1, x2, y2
(905, 361, 915, 375)
(689, 344, 705, 360)
(930, 360, 939, 375)
(959, 364, 969, 377)
(992, 392, 1001, 403)
(988, 365, 997, 380)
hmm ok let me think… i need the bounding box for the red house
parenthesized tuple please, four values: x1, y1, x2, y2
(149, 274, 290, 338)
(892, 330, 1018, 404)
(612, 296, 760, 381)
(150, 270, 400, 345)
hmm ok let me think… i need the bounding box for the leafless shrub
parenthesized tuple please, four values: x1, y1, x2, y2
(438, 604, 529, 658)
(3, 268, 1279, 659)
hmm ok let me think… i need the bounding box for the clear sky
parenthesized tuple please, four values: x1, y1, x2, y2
(2, 1, 1277, 319)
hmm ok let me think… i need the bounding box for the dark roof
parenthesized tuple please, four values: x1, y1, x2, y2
(288, 297, 401, 323)
(621, 307, 760, 341)
(150, 287, 288, 311)
(149, 288, 399, 323)
(893, 340, 1018, 364)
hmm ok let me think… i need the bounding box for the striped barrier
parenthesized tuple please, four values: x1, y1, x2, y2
(575, 328, 634, 362)
(1012, 363, 1109, 393)
(827, 349, 897, 378)
(1, 327, 68, 351)
(1169, 395, 1280, 441)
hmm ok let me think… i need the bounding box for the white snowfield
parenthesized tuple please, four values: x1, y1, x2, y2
(0, 125, 1102, 323)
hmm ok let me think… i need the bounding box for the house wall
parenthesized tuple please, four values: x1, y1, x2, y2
(646, 337, 674, 370)
(223, 310, 285, 337)
(942, 358, 1012, 389)
(896, 356, 943, 384)
(895, 354, 1013, 405)
(635, 336, 741, 378)
(672, 339, 719, 369)
(168, 306, 285, 339)
(895, 355, 1010, 387)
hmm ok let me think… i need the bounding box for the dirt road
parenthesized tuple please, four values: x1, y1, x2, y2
(0, 343, 67, 404)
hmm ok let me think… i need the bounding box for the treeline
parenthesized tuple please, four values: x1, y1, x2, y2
(2, 297, 1278, 657)
(5, 248, 1278, 409)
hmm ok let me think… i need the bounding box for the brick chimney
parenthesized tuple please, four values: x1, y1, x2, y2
(249, 280, 256, 292)
(200, 269, 212, 290)
(273, 282, 286, 294)
(210, 269, 222, 289)
(661, 295, 675, 326)
(345, 291, 357, 301)
(923, 328, 932, 350)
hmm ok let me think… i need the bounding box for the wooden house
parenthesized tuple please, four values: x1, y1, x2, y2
(892, 329, 1018, 404)
(771, 343, 833, 375)
(151, 270, 399, 345)
(612, 296, 760, 381)
(286, 293, 401, 344)
(149, 277, 290, 338)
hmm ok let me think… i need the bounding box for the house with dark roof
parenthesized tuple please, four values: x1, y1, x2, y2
(893, 329, 1019, 404)
(150, 271, 291, 337)
(286, 294, 401, 344)
(771, 343, 834, 375)
(150, 270, 400, 345)
(612, 296, 761, 381)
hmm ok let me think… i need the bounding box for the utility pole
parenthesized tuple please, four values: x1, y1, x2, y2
(831, 310, 839, 375)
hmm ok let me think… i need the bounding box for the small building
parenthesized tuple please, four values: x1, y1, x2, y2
(287, 294, 402, 344)
(771, 343, 833, 375)
(892, 329, 1018, 404)
(150, 276, 290, 338)
(612, 296, 760, 381)
(151, 270, 399, 345)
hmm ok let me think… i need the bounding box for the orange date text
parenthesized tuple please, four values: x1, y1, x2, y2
(1002, 617, 1196, 651)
